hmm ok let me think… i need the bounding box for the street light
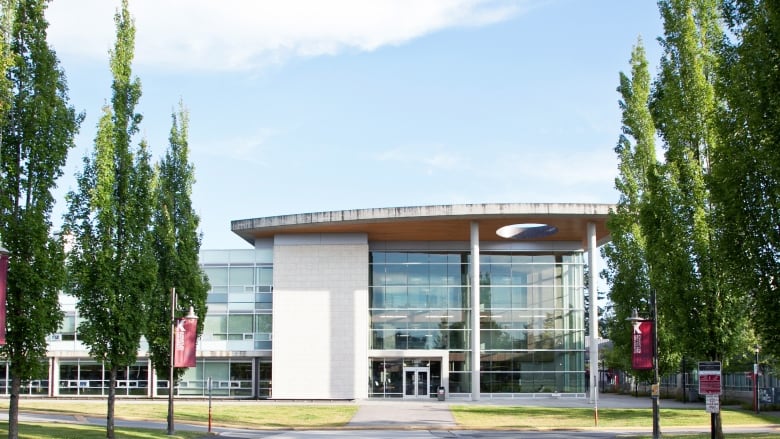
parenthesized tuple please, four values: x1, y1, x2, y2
(627, 290, 660, 439)
(754, 345, 760, 414)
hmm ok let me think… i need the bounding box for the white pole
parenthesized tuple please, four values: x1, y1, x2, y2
(587, 222, 598, 405)
(470, 221, 480, 401)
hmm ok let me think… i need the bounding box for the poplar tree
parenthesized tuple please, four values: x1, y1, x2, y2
(644, 1, 749, 436)
(0, 1, 82, 438)
(602, 40, 668, 374)
(63, 1, 155, 438)
(714, 0, 780, 359)
(147, 101, 209, 433)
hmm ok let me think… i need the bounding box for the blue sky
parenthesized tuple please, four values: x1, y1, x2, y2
(45, 0, 664, 249)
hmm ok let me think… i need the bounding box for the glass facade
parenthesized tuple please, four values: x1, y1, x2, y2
(201, 249, 273, 351)
(369, 250, 585, 397)
(175, 358, 254, 397)
(32, 239, 587, 400)
(58, 360, 148, 396)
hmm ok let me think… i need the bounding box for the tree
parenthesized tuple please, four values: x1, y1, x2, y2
(0, 0, 15, 118)
(62, 2, 155, 438)
(714, 0, 780, 360)
(602, 39, 669, 376)
(0, 1, 82, 438)
(147, 101, 209, 434)
(644, 1, 750, 436)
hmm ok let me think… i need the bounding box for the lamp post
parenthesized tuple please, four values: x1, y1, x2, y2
(0, 245, 8, 346)
(627, 290, 660, 439)
(168, 288, 176, 435)
(754, 345, 760, 414)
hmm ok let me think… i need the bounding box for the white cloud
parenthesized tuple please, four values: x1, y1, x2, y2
(377, 144, 466, 173)
(195, 128, 278, 164)
(495, 148, 618, 185)
(46, 0, 527, 72)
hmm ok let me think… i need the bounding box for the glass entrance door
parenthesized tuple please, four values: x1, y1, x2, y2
(403, 367, 429, 398)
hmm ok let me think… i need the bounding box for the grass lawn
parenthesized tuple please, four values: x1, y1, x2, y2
(0, 400, 358, 429)
(0, 422, 203, 438)
(450, 405, 780, 429)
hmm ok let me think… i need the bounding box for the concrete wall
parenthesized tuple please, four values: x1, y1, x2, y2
(271, 234, 368, 399)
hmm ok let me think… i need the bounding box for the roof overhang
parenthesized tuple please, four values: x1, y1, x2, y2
(231, 203, 614, 247)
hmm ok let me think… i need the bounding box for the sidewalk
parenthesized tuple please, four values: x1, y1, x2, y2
(347, 393, 706, 428)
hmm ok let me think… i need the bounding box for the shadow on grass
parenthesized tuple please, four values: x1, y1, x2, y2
(0, 422, 202, 439)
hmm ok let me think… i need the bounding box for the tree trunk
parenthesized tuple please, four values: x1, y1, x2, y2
(715, 410, 724, 439)
(8, 375, 21, 439)
(107, 366, 117, 439)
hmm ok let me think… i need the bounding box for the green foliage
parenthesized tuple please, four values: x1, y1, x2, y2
(0, 1, 82, 437)
(713, 1, 780, 360)
(602, 39, 662, 373)
(648, 0, 750, 366)
(606, 2, 761, 409)
(147, 101, 210, 380)
(62, 1, 154, 437)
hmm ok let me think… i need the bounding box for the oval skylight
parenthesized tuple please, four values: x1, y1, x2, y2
(496, 223, 558, 240)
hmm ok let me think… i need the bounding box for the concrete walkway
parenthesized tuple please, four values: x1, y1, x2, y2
(347, 393, 707, 428)
(348, 399, 456, 428)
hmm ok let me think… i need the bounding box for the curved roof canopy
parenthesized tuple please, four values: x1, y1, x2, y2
(231, 203, 614, 246)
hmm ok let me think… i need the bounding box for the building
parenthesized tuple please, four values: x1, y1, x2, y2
(26, 203, 612, 399)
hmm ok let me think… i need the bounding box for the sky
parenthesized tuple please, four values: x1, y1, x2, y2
(44, 0, 665, 250)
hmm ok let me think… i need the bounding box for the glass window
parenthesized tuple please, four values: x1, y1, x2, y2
(256, 266, 273, 286)
(228, 314, 253, 333)
(255, 314, 272, 333)
(204, 315, 227, 334)
(385, 264, 407, 286)
(407, 264, 428, 285)
(204, 267, 228, 286)
(229, 267, 254, 286)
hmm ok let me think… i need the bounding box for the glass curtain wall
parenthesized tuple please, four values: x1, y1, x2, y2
(202, 257, 273, 351)
(58, 360, 148, 396)
(479, 254, 585, 395)
(175, 359, 254, 397)
(0, 362, 49, 396)
(369, 250, 585, 397)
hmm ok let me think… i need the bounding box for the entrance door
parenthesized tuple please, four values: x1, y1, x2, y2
(403, 367, 429, 398)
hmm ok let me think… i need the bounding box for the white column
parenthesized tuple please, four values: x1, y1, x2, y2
(470, 221, 480, 401)
(587, 222, 598, 404)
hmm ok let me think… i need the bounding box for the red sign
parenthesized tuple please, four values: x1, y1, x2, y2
(699, 361, 722, 395)
(174, 317, 198, 367)
(0, 253, 7, 345)
(631, 320, 653, 370)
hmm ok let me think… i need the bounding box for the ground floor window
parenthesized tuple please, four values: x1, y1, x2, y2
(0, 362, 50, 396)
(175, 359, 256, 397)
(258, 359, 271, 398)
(58, 360, 147, 396)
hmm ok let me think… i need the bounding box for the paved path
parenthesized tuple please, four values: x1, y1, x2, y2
(347, 393, 706, 428)
(348, 399, 456, 428)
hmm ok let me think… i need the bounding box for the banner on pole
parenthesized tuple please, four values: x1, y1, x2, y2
(0, 253, 7, 345)
(631, 320, 653, 370)
(174, 317, 197, 367)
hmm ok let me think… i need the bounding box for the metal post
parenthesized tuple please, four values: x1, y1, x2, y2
(755, 345, 760, 414)
(651, 288, 660, 439)
(682, 357, 687, 403)
(168, 288, 176, 435)
(208, 376, 213, 433)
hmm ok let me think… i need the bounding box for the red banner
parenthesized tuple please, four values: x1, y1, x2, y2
(174, 317, 197, 367)
(631, 320, 653, 370)
(0, 253, 7, 345)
